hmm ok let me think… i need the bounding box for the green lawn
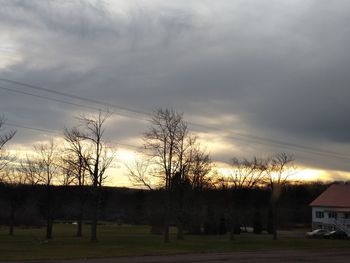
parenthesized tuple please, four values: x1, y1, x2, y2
(0, 224, 349, 261)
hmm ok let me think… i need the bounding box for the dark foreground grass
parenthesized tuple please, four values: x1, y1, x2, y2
(0, 224, 350, 261)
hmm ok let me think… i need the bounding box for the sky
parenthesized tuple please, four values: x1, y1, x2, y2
(1, 0, 350, 185)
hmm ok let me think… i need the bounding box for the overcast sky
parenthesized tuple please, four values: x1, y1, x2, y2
(1, 0, 350, 183)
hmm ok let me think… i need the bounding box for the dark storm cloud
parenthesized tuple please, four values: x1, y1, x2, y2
(1, 0, 350, 174)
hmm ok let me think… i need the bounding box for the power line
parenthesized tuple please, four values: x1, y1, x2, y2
(5, 122, 140, 150)
(1, 77, 350, 161)
(189, 122, 350, 160)
(0, 85, 103, 112)
(9, 119, 350, 162)
(0, 78, 150, 117)
(6, 122, 60, 135)
(226, 134, 350, 161)
(0, 85, 148, 121)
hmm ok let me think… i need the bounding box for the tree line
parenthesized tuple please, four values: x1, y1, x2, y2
(0, 109, 329, 243)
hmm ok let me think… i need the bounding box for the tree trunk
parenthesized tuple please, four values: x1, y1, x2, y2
(229, 220, 235, 241)
(46, 218, 53, 239)
(228, 206, 236, 241)
(77, 210, 83, 237)
(91, 217, 97, 242)
(163, 186, 171, 243)
(8, 204, 15, 236)
(177, 221, 184, 240)
(163, 197, 170, 243)
(163, 223, 170, 243)
(77, 194, 84, 237)
(46, 186, 53, 240)
(177, 189, 185, 240)
(90, 188, 99, 242)
(272, 200, 278, 240)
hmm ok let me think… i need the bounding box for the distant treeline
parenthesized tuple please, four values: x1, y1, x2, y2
(0, 182, 329, 234)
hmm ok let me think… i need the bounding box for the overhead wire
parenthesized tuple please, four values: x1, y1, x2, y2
(5, 122, 140, 150)
(0, 85, 148, 121)
(1, 77, 350, 161)
(0, 78, 150, 118)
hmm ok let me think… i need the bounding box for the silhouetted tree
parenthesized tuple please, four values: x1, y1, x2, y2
(18, 155, 42, 186)
(0, 116, 16, 173)
(218, 157, 266, 240)
(265, 152, 295, 240)
(0, 116, 16, 151)
(0, 168, 27, 235)
(63, 131, 91, 237)
(141, 108, 190, 242)
(253, 208, 263, 234)
(177, 145, 213, 238)
(33, 140, 60, 239)
(65, 112, 115, 242)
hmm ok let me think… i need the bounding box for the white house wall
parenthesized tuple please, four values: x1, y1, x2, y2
(312, 207, 328, 225)
(312, 206, 350, 230)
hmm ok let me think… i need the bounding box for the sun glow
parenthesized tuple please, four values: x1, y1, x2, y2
(216, 165, 336, 183)
(291, 169, 327, 181)
(117, 149, 137, 162)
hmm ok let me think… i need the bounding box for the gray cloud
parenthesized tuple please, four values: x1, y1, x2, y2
(1, 0, 350, 176)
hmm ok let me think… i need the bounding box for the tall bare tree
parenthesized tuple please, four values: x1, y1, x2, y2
(65, 112, 115, 242)
(35, 140, 60, 239)
(1, 168, 26, 235)
(265, 152, 295, 240)
(63, 127, 91, 237)
(185, 148, 213, 191)
(141, 109, 209, 242)
(16, 142, 60, 240)
(218, 157, 267, 240)
(174, 140, 213, 239)
(142, 108, 190, 243)
(16, 141, 60, 239)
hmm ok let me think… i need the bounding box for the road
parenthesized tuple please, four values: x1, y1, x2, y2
(5, 249, 350, 263)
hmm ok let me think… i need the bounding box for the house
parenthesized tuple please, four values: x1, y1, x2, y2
(310, 184, 350, 236)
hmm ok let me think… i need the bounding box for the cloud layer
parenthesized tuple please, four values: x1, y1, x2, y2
(1, 0, 350, 177)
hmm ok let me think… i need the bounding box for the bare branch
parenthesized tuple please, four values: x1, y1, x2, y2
(0, 116, 16, 150)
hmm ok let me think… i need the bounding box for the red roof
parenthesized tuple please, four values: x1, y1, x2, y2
(310, 184, 350, 208)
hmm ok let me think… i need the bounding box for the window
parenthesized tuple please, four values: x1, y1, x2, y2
(328, 211, 337, 218)
(315, 211, 324, 218)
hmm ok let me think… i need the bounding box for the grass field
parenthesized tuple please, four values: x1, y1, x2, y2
(0, 224, 350, 261)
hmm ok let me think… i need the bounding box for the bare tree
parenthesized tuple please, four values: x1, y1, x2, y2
(229, 157, 267, 190)
(218, 157, 267, 240)
(17, 140, 60, 239)
(184, 146, 214, 236)
(63, 127, 91, 237)
(130, 109, 214, 241)
(265, 152, 295, 240)
(65, 112, 115, 242)
(126, 158, 154, 190)
(35, 140, 61, 240)
(184, 145, 213, 191)
(60, 159, 77, 186)
(142, 108, 190, 243)
(0, 116, 16, 173)
(1, 168, 26, 235)
(175, 141, 213, 239)
(17, 154, 43, 186)
(0, 116, 16, 151)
